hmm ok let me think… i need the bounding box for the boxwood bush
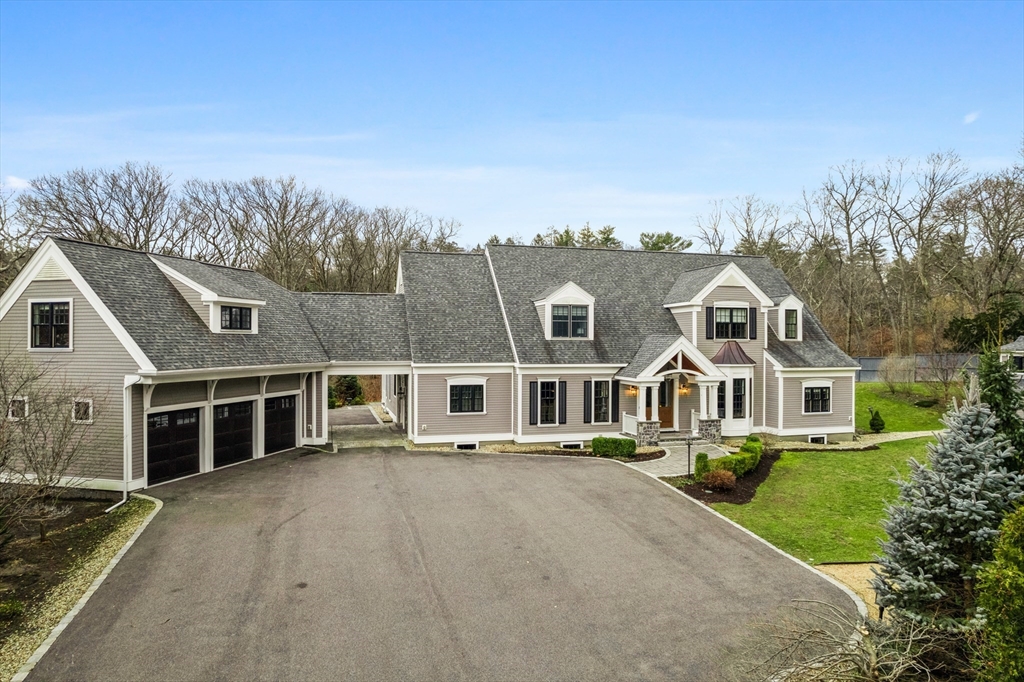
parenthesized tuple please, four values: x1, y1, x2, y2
(694, 452, 710, 481)
(591, 436, 636, 457)
(710, 436, 763, 478)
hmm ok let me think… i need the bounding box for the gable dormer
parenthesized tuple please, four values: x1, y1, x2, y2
(774, 294, 804, 341)
(532, 281, 594, 341)
(150, 257, 265, 334)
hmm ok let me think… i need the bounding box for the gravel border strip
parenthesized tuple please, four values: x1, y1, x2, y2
(9, 494, 163, 682)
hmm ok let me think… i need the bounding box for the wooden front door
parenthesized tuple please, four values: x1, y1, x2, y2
(645, 380, 674, 428)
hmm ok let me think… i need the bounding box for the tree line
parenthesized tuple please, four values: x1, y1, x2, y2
(2, 148, 1022, 356)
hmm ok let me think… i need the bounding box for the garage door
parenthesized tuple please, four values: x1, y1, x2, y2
(264, 396, 296, 454)
(213, 401, 254, 468)
(147, 408, 200, 485)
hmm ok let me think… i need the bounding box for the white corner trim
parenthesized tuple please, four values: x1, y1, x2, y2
(12, 493, 164, 682)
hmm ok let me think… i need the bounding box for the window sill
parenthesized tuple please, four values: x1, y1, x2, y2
(446, 411, 487, 417)
(535, 423, 560, 428)
(802, 411, 833, 416)
(29, 347, 73, 352)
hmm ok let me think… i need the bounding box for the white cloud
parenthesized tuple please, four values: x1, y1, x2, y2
(963, 111, 981, 124)
(2, 175, 31, 190)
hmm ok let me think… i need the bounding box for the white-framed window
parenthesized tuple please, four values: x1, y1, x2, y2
(72, 398, 94, 424)
(220, 305, 252, 331)
(802, 380, 833, 414)
(552, 304, 589, 338)
(446, 376, 487, 415)
(785, 309, 798, 339)
(7, 396, 27, 421)
(539, 380, 558, 425)
(716, 307, 748, 340)
(29, 299, 73, 350)
(535, 282, 595, 341)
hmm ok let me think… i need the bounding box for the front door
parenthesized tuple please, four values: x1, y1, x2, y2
(645, 380, 674, 428)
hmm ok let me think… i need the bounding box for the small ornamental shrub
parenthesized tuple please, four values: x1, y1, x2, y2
(712, 443, 762, 478)
(869, 407, 885, 433)
(745, 434, 761, 444)
(694, 452, 710, 481)
(702, 469, 736, 492)
(976, 504, 1024, 681)
(0, 600, 25, 620)
(591, 436, 636, 458)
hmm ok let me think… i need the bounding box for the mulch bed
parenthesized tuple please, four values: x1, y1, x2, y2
(0, 499, 121, 639)
(678, 449, 782, 505)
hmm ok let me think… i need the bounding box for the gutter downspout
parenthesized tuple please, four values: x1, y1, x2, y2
(107, 375, 142, 513)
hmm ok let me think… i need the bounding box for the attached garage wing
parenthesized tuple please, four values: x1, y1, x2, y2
(264, 396, 296, 455)
(213, 401, 254, 468)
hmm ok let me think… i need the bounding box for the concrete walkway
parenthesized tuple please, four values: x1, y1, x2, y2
(628, 443, 731, 478)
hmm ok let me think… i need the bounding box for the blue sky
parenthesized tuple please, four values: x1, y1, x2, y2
(1, 1, 1021, 246)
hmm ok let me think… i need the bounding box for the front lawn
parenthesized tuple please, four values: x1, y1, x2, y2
(855, 382, 947, 432)
(712, 437, 933, 564)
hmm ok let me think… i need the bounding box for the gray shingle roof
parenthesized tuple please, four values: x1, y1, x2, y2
(297, 293, 411, 363)
(1002, 335, 1024, 352)
(57, 238, 329, 371)
(663, 264, 727, 305)
(150, 253, 261, 301)
(620, 334, 680, 377)
(486, 245, 812, 366)
(765, 310, 858, 368)
(399, 251, 514, 364)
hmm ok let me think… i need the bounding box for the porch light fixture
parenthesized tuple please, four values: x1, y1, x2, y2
(678, 384, 690, 396)
(625, 385, 638, 398)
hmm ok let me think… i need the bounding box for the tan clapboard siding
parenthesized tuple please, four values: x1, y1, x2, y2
(670, 309, 693, 343)
(151, 381, 206, 407)
(676, 390, 700, 429)
(166, 276, 207, 323)
(782, 375, 854, 430)
(215, 377, 260, 400)
(266, 373, 300, 393)
(416, 372, 512, 437)
(132, 384, 144, 479)
(765, 372, 779, 430)
(520, 375, 625, 437)
(0, 279, 138, 481)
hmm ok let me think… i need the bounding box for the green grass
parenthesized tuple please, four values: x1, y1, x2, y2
(855, 382, 947, 432)
(712, 437, 934, 564)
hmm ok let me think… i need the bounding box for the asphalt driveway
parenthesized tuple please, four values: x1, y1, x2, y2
(28, 448, 855, 681)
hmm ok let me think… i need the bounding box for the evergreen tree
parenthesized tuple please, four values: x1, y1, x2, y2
(975, 504, 1024, 681)
(871, 401, 1022, 627)
(978, 348, 1024, 471)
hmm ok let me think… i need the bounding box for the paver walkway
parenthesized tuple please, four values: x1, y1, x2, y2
(629, 443, 730, 477)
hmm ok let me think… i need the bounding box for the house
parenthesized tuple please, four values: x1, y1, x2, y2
(0, 237, 858, 491)
(1000, 336, 1024, 389)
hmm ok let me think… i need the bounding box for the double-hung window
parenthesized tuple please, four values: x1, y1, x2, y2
(31, 302, 70, 348)
(539, 381, 557, 424)
(7, 397, 27, 421)
(717, 381, 726, 419)
(551, 305, 588, 338)
(593, 380, 610, 423)
(449, 384, 484, 413)
(732, 379, 746, 419)
(715, 308, 747, 340)
(804, 386, 831, 413)
(785, 310, 798, 339)
(221, 306, 252, 331)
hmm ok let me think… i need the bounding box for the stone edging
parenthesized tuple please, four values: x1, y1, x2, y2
(11, 493, 164, 682)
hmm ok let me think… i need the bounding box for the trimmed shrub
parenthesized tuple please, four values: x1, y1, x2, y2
(591, 437, 636, 458)
(745, 434, 761, 444)
(694, 452, 710, 481)
(711, 443, 762, 478)
(702, 469, 736, 492)
(869, 407, 885, 433)
(976, 504, 1024, 681)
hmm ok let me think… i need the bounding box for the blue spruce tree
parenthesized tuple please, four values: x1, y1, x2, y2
(871, 394, 1022, 627)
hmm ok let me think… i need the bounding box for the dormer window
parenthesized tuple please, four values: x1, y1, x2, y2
(552, 305, 588, 338)
(785, 310, 798, 339)
(221, 306, 252, 331)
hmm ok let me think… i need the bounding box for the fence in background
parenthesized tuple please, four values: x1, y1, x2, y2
(853, 354, 978, 383)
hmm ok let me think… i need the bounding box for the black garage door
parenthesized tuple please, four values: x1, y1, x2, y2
(147, 408, 200, 485)
(213, 401, 254, 468)
(264, 396, 296, 454)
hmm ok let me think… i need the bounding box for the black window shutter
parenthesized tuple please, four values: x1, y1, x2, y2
(583, 380, 592, 423)
(749, 307, 757, 339)
(611, 380, 620, 422)
(706, 307, 715, 339)
(558, 381, 567, 424)
(529, 382, 538, 426)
